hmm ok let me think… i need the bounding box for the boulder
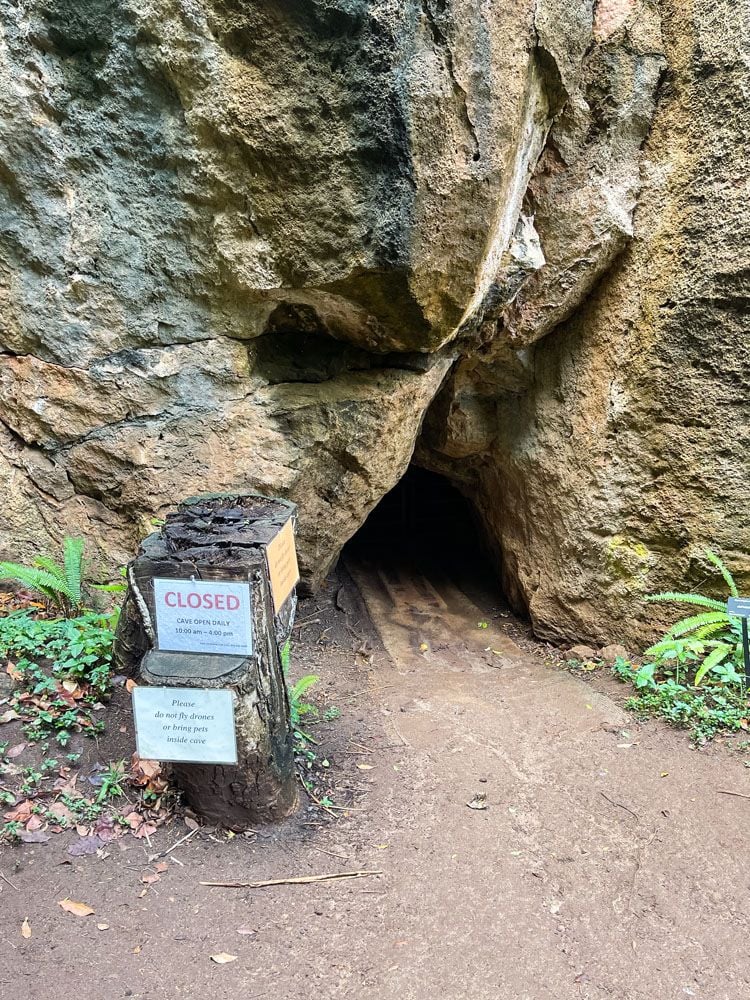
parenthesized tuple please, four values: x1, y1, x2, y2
(598, 644, 630, 665)
(567, 645, 598, 662)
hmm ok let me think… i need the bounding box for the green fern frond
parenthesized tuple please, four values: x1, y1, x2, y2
(692, 621, 734, 640)
(0, 563, 73, 604)
(666, 611, 729, 638)
(694, 642, 732, 686)
(31, 556, 66, 582)
(63, 537, 84, 606)
(646, 592, 726, 613)
(280, 639, 291, 673)
(291, 674, 319, 701)
(703, 548, 739, 598)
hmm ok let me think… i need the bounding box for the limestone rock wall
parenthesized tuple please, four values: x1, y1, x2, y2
(1, 0, 748, 646)
(419, 0, 750, 644)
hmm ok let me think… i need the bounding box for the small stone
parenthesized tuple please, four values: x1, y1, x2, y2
(598, 643, 629, 664)
(567, 645, 597, 661)
(0, 672, 17, 698)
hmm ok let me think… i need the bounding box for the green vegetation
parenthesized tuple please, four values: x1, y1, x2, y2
(0, 610, 116, 746)
(288, 673, 320, 730)
(613, 549, 748, 743)
(0, 537, 86, 616)
(0, 536, 125, 617)
(280, 638, 321, 732)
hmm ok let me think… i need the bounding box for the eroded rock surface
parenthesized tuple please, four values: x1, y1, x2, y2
(1, 0, 748, 645)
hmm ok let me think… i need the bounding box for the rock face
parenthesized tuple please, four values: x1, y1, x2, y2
(1, 0, 748, 647)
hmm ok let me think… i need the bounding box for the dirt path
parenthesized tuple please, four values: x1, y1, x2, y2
(3, 561, 750, 999)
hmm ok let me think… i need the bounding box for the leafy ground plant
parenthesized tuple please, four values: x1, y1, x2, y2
(613, 549, 748, 743)
(0, 752, 172, 845)
(0, 538, 86, 616)
(0, 611, 116, 746)
(0, 537, 125, 618)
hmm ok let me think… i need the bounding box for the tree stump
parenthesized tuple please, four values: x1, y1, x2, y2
(114, 493, 299, 828)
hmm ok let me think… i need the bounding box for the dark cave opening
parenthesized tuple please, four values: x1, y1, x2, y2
(342, 465, 506, 610)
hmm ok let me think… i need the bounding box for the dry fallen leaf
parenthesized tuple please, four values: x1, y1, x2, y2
(48, 801, 74, 825)
(58, 898, 95, 917)
(125, 678, 138, 693)
(141, 872, 161, 885)
(21, 918, 31, 939)
(4, 800, 33, 823)
(0, 709, 20, 724)
(7, 743, 27, 759)
(133, 821, 158, 840)
(210, 953, 238, 964)
(466, 793, 488, 811)
(68, 835, 104, 857)
(356, 763, 374, 770)
(18, 829, 50, 844)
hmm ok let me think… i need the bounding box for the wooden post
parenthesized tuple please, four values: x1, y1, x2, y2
(114, 493, 299, 828)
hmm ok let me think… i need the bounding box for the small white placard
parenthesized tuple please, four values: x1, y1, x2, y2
(132, 686, 238, 764)
(153, 578, 252, 656)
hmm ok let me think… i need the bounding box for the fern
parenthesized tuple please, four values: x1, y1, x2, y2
(694, 643, 733, 686)
(646, 592, 727, 613)
(640, 548, 745, 689)
(31, 556, 67, 582)
(666, 611, 730, 638)
(703, 548, 739, 598)
(692, 621, 734, 640)
(0, 536, 88, 615)
(0, 563, 74, 608)
(288, 673, 319, 728)
(63, 537, 84, 606)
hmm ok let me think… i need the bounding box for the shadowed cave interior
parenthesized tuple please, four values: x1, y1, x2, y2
(342, 465, 508, 612)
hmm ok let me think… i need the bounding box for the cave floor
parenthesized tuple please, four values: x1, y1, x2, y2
(2, 560, 750, 999)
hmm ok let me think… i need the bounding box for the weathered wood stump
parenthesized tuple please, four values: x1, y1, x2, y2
(114, 493, 299, 828)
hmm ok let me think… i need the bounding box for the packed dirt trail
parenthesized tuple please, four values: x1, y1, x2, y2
(3, 554, 750, 999)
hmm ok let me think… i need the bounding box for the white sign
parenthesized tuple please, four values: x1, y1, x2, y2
(132, 686, 238, 764)
(153, 578, 252, 656)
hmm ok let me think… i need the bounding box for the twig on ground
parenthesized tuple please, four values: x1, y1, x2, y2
(310, 847, 350, 860)
(717, 789, 750, 800)
(600, 791, 640, 821)
(148, 827, 198, 862)
(391, 722, 410, 748)
(293, 618, 321, 631)
(200, 870, 382, 889)
(348, 739, 375, 754)
(628, 829, 657, 914)
(0, 870, 19, 890)
(297, 772, 338, 818)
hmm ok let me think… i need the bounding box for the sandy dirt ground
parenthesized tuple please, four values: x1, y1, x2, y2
(2, 556, 750, 1000)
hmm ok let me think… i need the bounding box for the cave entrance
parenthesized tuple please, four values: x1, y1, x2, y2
(342, 465, 504, 611)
